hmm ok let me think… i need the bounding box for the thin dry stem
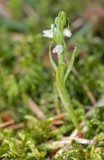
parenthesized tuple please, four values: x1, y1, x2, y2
(0, 119, 14, 128)
(8, 123, 24, 129)
(28, 97, 47, 121)
(64, 56, 96, 105)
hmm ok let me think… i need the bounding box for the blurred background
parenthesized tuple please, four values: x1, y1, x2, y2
(0, 0, 104, 159)
(0, 0, 104, 122)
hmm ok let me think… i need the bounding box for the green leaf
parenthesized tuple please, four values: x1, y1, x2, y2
(0, 18, 27, 31)
(64, 47, 77, 83)
(56, 64, 80, 130)
(91, 119, 104, 132)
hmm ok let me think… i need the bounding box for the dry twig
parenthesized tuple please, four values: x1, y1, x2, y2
(28, 97, 47, 121)
(8, 123, 24, 129)
(51, 120, 64, 125)
(0, 119, 14, 128)
(51, 113, 65, 125)
(52, 137, 96, 145)
(65, 56, 96, 105)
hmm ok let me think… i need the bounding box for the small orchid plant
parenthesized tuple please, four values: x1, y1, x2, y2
(43, 11, 80, 131)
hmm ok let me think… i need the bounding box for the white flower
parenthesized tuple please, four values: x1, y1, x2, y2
(63, 29, 72, 37)
(53, 45, 63, 55)
(43, 24, 54, 38)
(43, 24, 72, 38)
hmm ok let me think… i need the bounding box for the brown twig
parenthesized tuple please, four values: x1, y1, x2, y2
(51, 120, 64, 125)
(52, 113, 65, 121)
(8, 123, 24, 129)
(0, 119, 14, 128)
(28, 97, 47, 121)
(28, 98, 60, 129)
(50, 113, 65, 125)
(64, 56, 96, 105)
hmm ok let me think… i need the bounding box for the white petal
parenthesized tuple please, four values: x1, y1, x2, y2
(64, 29, 72, 37)
(53, 45, 63, 55)
(43, 24, 54, 38)
(51, 24, 54, 30)
(43, 30, 53, 38)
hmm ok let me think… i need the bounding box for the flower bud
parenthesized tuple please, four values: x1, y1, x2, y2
(58, 11, 66, 26)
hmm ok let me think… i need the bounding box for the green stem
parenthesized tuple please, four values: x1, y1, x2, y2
(58, 54, 63, 65)
(56, 64, 80, 131)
